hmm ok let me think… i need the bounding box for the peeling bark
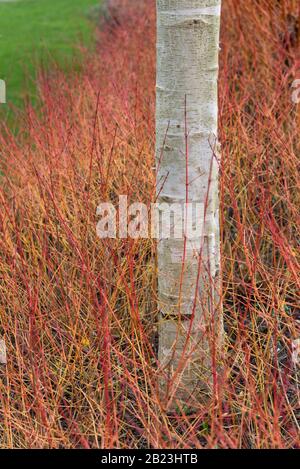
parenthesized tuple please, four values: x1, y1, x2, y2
(156, 0, 223, 408)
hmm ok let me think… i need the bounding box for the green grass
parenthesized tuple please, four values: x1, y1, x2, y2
(0, 0, 101, 112)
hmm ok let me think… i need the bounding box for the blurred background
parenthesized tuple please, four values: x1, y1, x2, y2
(0, 0, 101, 113)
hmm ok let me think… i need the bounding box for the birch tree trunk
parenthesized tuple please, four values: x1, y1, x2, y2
(156, 0, 223, 408)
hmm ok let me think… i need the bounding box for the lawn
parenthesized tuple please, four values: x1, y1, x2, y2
(0, 0, 101, 112)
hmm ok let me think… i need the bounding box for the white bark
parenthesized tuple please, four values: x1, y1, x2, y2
(0, 339, 7, 365)
(0, 79, 6, 104)
(156, 0, 223, 407)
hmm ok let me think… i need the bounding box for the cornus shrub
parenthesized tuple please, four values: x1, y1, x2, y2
(0, 0, 299, 449)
